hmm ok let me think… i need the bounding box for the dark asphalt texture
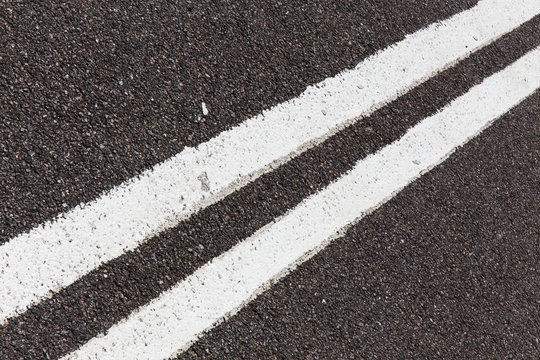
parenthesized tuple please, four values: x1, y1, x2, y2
(0, 0, 478, 243)
(181, 91, 540, 360)
(1, 15, 538, 360)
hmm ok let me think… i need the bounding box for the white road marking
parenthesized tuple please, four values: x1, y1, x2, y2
(1, 0, 538, 324)
(62, 48, 540, 360)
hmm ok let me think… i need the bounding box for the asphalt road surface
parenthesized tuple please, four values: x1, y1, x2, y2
(1, 1, 539, 359)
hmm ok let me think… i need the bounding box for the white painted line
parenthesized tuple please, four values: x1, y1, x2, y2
(62, 48, 540, 360)
(1, 0, 538, 324)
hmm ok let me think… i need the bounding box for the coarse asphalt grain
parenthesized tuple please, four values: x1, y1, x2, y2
(181, 91, 540, 360)
(0, 0, 478, 243)
(1, 15, 538, 360)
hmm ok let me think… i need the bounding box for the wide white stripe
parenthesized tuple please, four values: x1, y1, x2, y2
(63, 48, 540, 360)
(1, 0, 538, 323)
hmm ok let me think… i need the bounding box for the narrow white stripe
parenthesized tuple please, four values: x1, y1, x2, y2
(1, 0, 538, 324)
(62, 48, 540, 360)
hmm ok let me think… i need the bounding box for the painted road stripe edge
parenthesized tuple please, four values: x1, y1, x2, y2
(1, 0, 539, 323)
(62, 48, 540, 360)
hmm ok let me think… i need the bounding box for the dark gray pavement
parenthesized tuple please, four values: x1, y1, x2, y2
(1, 1, 539, 360)
(1, 16, 538, 360)
(0, 0, 477, 243)
(182, 91, 540, 360)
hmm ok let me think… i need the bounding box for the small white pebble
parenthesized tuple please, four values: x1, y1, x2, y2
(201, 102, 209, 116)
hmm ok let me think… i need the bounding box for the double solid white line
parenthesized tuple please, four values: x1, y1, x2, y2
(1, 0, 538, 324)
(63, 47, 540, 360)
